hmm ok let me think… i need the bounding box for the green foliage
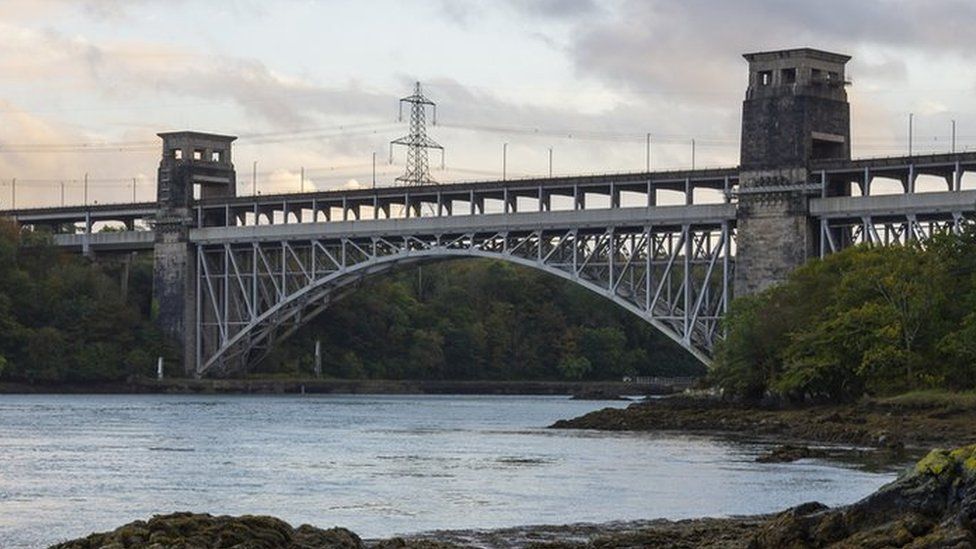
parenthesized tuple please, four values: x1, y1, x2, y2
(261, 259, 704, 381)
(0, 218, 168, 383)
(558, 355, 592, 380)
(714, 228, 976, 402)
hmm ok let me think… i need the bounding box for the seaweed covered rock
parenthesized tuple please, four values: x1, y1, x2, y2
(751, 444, 976, 548)
(50, 512, 363, 549)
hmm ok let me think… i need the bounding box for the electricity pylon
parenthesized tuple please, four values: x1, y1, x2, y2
(390, 82, 444, 185)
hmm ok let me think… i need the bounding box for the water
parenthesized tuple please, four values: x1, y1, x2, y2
(0, 394, 895, 547)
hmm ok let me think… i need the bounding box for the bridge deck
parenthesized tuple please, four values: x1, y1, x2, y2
(8, 152, 976, 255)
(52, 231, 155, 252)
(0, 167, 739, 228)
(190, 203, 737, 245)
(811, 189, 976, 220)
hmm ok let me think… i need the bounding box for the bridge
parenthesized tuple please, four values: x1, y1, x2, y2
(3, 48, 976, 376)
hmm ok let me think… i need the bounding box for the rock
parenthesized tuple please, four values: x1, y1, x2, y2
(750, 444, 976, 547)
(570, 390, 627, 401)
(755, 445, 828, 463)
(50, 512, 363, 549)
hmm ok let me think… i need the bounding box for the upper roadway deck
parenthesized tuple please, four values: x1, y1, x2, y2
(4, 152, 976, 254)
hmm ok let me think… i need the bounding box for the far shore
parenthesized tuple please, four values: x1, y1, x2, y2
(0, 377, 680, 397)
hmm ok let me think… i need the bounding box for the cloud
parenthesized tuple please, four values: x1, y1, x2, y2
(441, 0, 602, 25)
(508, 0, 602, 20)
(0, 0, 199, 21)
(567, 0, 976, 104)
(3, 0, 972, 207)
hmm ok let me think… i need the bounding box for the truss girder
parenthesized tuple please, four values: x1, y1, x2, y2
(195, 223, 734, 375)
(819, 212, 975, 255)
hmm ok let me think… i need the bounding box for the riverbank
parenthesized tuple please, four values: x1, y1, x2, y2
(551, 392, 976, 453)
(49, 445, 976, 548)
(0, 377, 679, 396)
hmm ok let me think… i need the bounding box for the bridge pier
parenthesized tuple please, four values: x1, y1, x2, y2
(152, 132, 237, 376)
(734, 49, 852, 296)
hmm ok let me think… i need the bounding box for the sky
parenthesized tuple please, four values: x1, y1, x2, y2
(1, 0, 975, 208)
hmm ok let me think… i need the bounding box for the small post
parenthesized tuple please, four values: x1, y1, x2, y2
(548, 147, 553, 178)
(156, 356, 164, 380)
(908, 113, 914, 157)
(84, 173, 88, 206)
(645, 133, 651, 172)
(60, 181, 65, 207)
(503, 142, 508, 181)
(252, 160, 257, 196)
(952, 119, 957, 154)
(691, 139, 696, 170)
(300, 166, 305, 193)
(372, 152, 376, 188)
(314, 339, 322, 378)
(132, 177, 137, 202)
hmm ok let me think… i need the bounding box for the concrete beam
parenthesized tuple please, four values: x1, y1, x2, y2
(51, 231, 155, 252)
(810, 190, 976, 220)
(190, 203, 737, 245)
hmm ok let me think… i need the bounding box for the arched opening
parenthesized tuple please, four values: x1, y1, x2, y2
(251, 258, 705, 382)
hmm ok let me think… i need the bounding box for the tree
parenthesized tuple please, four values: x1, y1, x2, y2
(715, 236, 967, 402)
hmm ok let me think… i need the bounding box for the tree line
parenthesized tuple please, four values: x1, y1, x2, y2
(0, 220, 166, 383)
(712, 228, 976, 402)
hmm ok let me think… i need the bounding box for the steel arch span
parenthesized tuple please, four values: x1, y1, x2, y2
(195, 224, 734, 376)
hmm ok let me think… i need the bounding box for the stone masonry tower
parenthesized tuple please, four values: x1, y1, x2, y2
(734, 48, 851, 296)
(153, 131, 237, 374)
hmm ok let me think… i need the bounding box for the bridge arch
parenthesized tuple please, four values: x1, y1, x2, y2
(195, 226, 733, 376)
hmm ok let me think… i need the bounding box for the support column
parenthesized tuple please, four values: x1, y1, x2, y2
(152, 131, 237, 376)
(735, 48, 851, 296)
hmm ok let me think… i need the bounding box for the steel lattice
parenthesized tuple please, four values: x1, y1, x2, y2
(196, 223, 733, 375)
(820, 213, 974, 254)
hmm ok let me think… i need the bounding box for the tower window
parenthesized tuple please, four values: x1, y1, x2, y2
(781, 68, 796, 84)
(758, 70, 773, 86)
(193, 149, 204, 161)
(811, 68, 824, 83)
(172, 149, 183, 160)
(211, 150, 222, 162)
(812, 133, 846, 160)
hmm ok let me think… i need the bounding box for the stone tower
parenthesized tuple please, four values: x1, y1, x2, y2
(152, 131, 237, 374)
(734, 48, 851, 296)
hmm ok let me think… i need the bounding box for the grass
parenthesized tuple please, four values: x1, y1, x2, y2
(874, 389, 976, 409)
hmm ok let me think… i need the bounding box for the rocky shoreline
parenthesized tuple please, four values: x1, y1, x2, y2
(551, 395, 976, 453)
(47, 445, 976, 547)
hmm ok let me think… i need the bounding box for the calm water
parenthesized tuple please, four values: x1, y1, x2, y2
(0, 394, 895, 547)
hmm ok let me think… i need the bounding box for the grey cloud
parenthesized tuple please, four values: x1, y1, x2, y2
(856, 59, 908, 83)
(569, 0, 976, 104)
(441, 0, 602, 25)
(509, 0, 602, 20)
(439, 0, 479, 24)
